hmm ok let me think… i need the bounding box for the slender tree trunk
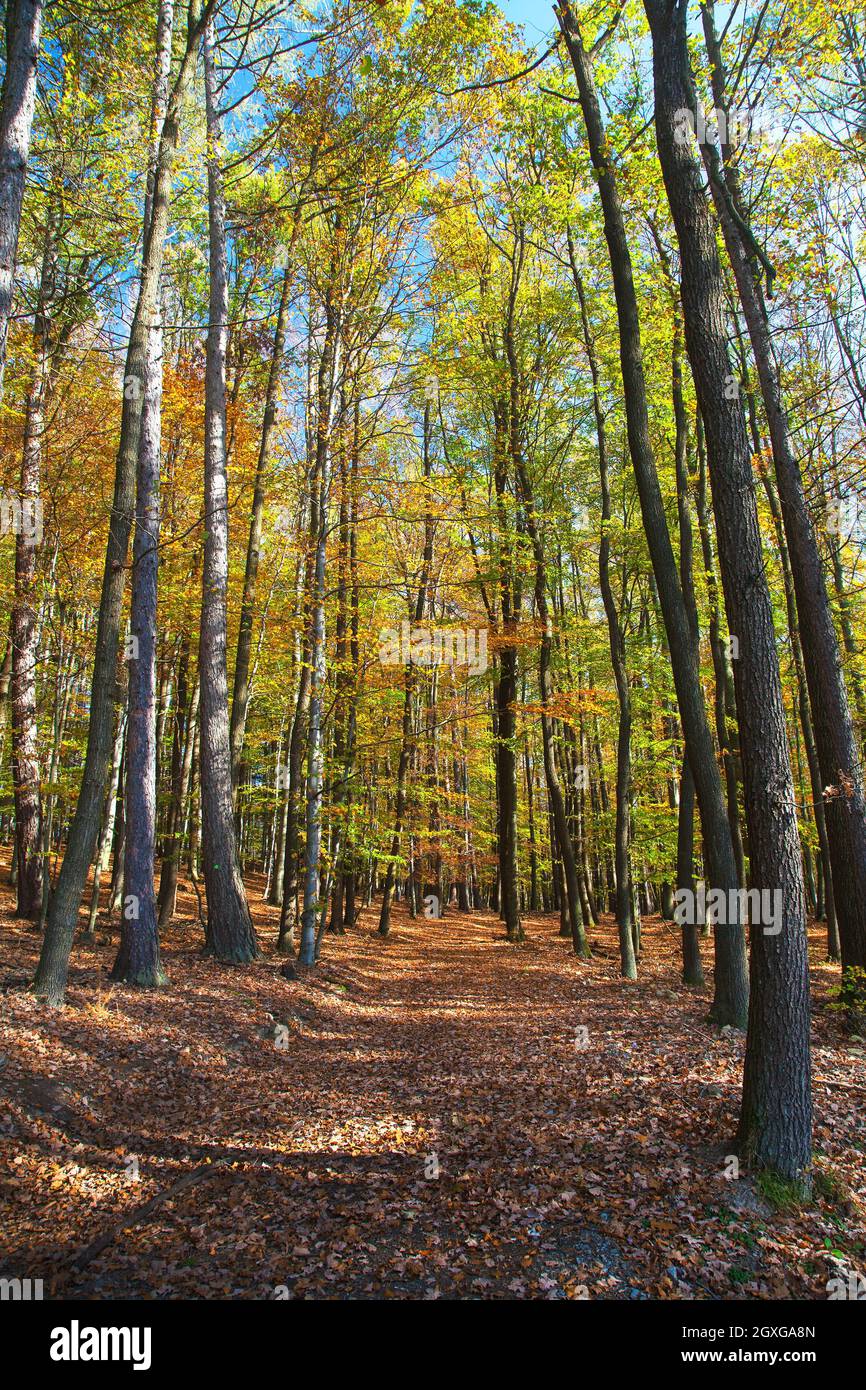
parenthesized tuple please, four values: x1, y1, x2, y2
(157, 628, 198, 928)
(677, 758, 704, 986)
(37, 606, 73, 928)
(111, 306, 165, 986)
(10, 218, 53, 917)
(557, 2, 748, 1024)
(33, 0, 208, 1002)
(695, 416, 746, 888)
(0, 0, 44, 398)
(0, 637, 12, 740)
(572, 254, 634, 972)
(328, 391, 360, 929)
(517, 460, 588, 955)
(645, 0, 811, 1184)
(700, 0, 866, 975)
(379, 404, 434, 938)
(85, 698, 126, 940)
(198, 18, 257, 963)
(492, 397, 523, 943)
(300, 272, 342, 965)
(266, 713, 289, 904)
(667, 283, 704, 988)
(523, 734, 540, 914)
(758, 459, 839, 960)
(229, 259, 294, 797)
(277, 655, 310, 953)
(598, 440, 635, 980)
(828, 522, 866, 739)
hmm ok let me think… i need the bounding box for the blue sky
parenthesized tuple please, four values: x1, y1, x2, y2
(495, 0, 559, 46)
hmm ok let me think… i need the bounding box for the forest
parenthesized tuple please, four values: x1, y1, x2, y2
(0, 0, 864, 1317)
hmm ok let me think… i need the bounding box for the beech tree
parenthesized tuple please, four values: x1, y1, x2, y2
(644, 0, 812, 1185)
(198, 15, 257, 963)
(0, 0, 44, 397)
(557, 0, 748, 1024)
(698, 0, 866, 977)
(34, 0, 217, 1004)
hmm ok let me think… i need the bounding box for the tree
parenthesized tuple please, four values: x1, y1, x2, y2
(9, 214, 52, 917)
(0, 0, 44, 398)
(644, 0, 812, 1185)
(556, 1, 748, 1024)
(571, 253, 635, 977)
(198, 15, 257, 964)
(34, 0, 216, 1004)
(699, 0, 866, 977)
(111, 308, 166, 986)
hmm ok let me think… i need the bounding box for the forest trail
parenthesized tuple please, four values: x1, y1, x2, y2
(1, 864, 862, 1300)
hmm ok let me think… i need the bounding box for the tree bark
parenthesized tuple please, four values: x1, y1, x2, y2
(700, 0, 866, 974)
(379, 406, 434, 938)
(557, 1, 748, 1023)
(571, 254, 632, 970)
(672, 321, 704, 988)
(229, 258, 294, 798)
(199, 17, 257, 963)
(300, 266, 342, 965)
(111, 306, 165, 986)
(158, 630, 199, 929)
(84, 696, 126, 940)
(10, 215, 53, 917)
(33, 0, 210, 1003)
(644, 0, 811, 1184)
(758, 458, 839, 960)
(0, 0, 44, 398)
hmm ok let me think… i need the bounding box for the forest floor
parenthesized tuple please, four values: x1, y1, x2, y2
(0, 859, 864, 1300)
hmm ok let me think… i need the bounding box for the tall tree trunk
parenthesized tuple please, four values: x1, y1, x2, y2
(572, 252, 634, 973)
(700, 0, 866, 975)
(758, 459, 839, 961)
(493, 398, 523, 943)
(37, 603, 74, 929)
(157, 630, 199, 928)
(657, 258, 706, 989)
(199, 17, 257, 963)
(557, 2, 748, 1024)
(516, 453, 587, 955)
(111, 306, 165, 985)
(523, 730, 540, 914)
(84, 696, 126, 940)
(266, 713, 290, 904)
(229, 258, 294, 797)
(300, 272, 342, 965)
(0, 637, 12, 737)
(0, 0, 43, 398)
(10, 217, 53, 917)
(33, 0, 209, 1003)
(277, 653, 310, 953)
(328, 388, 360, 929)
(645, 0, 811, 1185)
(671, 315, 705, 988)
(695, 415, 746, 888)
(379, 407, 434, 937)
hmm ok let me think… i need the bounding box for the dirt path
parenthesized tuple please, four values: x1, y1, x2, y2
(1, 879, 863, 1299)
